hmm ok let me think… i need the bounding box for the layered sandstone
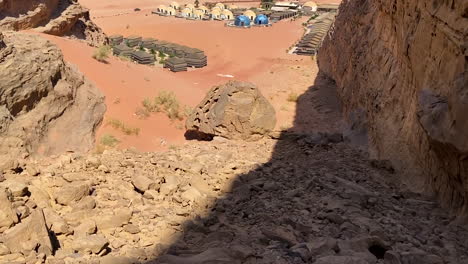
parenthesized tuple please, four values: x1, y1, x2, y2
(0, 0, 106, 46)
(318, 0, 468, 214)
(0, 32, 106, 171)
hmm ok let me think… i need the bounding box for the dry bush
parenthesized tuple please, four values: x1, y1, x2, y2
(135, 107, 150, 119)
(92, 45, 111, 62)
(142, 91, 186, 120)
(287, 92, 299, 102)
(100, 134, 120, 147)
(107, 118, 140, 136)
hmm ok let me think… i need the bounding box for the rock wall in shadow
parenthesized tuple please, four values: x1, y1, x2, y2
(318, 0, 468, 215)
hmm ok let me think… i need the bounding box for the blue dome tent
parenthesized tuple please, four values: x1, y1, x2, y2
(234, 15, 251, 27)
(254, 14, 269, 25)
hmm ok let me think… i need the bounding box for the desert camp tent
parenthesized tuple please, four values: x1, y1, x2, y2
(140, 38, 157, 49)
(164, 57, 188, 72)
(243, 10, 256, 21)
(254, 14, 269, 25)
(210, 9, 221, 19)
(109, 35, 123, 46)
(125, 35, 142, 47)
(130, 51, 156, 64)
(215, 3, 225, 10)
(234, 15, 251, 27)
(193, 9, 205, 19)
(166, 6, 176, 15)
(303, 1, 318, 12)
(170, 1, 180, 9)
(113, 44, 133, 57)
(221, 9, 234, 20)
(157, 5, 167, 13)
(198, 5, 209, 14)
(185, 3, 195, 10)
(182, 7, 193, 17)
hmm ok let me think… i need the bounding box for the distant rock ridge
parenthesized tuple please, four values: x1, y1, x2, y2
(0, 31, 106, 171)
(0, 0, 107, 46)
(318, 0, 468, 216)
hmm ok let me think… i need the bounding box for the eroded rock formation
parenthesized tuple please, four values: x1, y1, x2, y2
(0, 32, 106, 171)
(186, 81, 277, 141)
(0, 0, 106, 46)
(318, 0, 468, 215)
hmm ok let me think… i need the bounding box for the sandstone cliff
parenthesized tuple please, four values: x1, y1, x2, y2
(0, 32, 106, 171)
(318, 0, 468, 215)
(0, 0, 106, 46)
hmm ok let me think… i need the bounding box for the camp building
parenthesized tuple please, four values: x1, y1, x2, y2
(164, 57, 188, 72)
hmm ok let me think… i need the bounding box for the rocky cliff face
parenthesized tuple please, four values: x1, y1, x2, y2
(0, 31, 106, 171)
(318, 0, 468, 215)
(0, 0, 106, 46)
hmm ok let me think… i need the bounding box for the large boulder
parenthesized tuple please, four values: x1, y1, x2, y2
(1, 209, 54, 256)
(0, 32, 106, 171)
(186, 81, 276, 141)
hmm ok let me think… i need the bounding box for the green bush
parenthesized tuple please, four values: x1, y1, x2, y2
(92, 45, 111, 62)
(100, 134, 120, 147)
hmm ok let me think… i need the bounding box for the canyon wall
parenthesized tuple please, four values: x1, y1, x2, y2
(0, 0, 106, 46)
(318, 0, 468, 215)
(0, 32, 106, 171)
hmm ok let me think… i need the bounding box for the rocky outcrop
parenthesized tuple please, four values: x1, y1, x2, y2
(0, 32, 106, 171)
(186, 81, 277, 141)
(0, 0, 106, 46)
(318, 0, 468, 215)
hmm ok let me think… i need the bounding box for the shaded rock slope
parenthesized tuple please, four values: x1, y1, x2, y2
(0, 135, 467, 264)
(318, 0, 468, 215)
(0, 31, 106, 171)
(0, 0, 106, 46)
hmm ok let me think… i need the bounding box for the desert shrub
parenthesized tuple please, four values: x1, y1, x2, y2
(135, 107, 150, 119)
(141, 91, 186, 120)
(100, 134, 120, 147)
(287, 92, 299, 102)
(92, 45, 111, 62)
(107, 118, 140, 135)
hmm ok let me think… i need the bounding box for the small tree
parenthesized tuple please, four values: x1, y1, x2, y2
(92, 45, 111, 63)
(195, 0, 199, 8)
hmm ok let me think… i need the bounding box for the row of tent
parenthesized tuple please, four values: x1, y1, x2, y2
(294, 13, 336, 55)
(109, 35, 207, 71)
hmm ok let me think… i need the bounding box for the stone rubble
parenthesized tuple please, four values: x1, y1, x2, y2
(0, 133, 466, 264)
